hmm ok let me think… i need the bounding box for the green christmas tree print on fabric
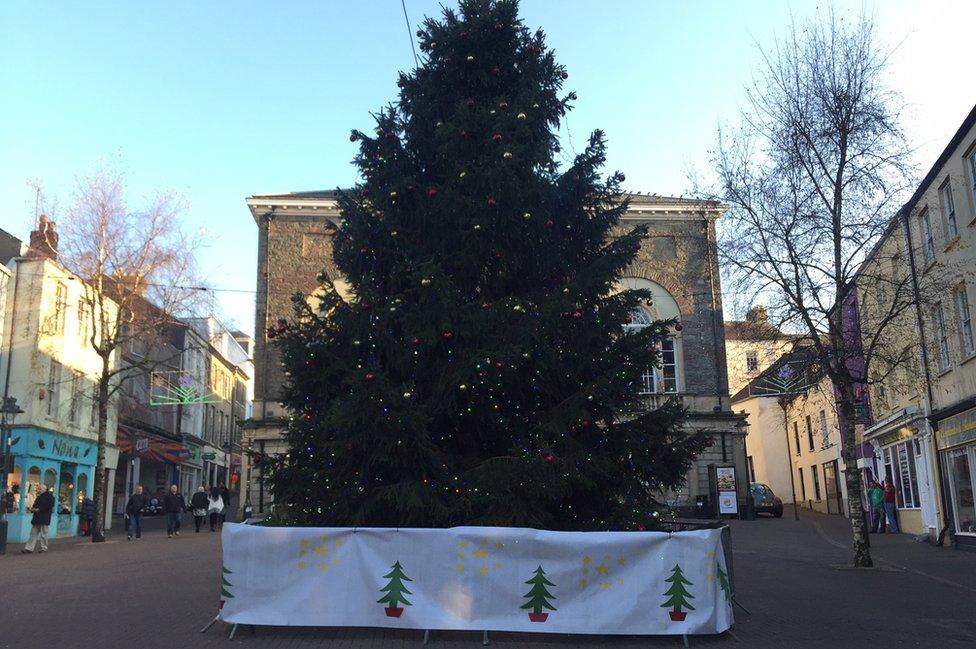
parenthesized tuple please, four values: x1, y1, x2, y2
(716, 562, 731, 606)
(661, 564, 694, 622)
(521, 565, 556, 622)
(378, 561, 413, 618)
(220, 565, 234, 602)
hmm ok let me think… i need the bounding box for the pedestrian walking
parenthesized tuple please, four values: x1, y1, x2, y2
(163, 484, 187, 538)
(218, 484, 231, 526)
(22, 484, 55, 554)
(125, 485, 148, 540)
(867, 480, 885, 533)
(208, 485, 224, 532)
(79, 495, 95, 536)
(883, 478, 900, 533)
(190, 486, 210, 533)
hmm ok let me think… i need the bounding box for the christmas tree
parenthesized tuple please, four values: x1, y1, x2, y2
(377, 561, 413, 617)
(220, 564, 234, 601)
(661, 564, 694, 621)
(268, 0, 705, 529)
(716, 562, 731, 605)
(521, 565, 556, 622)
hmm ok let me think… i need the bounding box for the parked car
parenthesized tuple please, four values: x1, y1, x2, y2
(749, 483, 783, 518)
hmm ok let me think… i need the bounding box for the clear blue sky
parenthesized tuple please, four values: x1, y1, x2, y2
(2, 1, 973, 334)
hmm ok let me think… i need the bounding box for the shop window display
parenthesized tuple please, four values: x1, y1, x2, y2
(6, 465, 22, 510)
(76, 473, 88, 508)
(26, 466, 41, 509)
(947, 448, 975, 534)
(59, 470, 74, 514)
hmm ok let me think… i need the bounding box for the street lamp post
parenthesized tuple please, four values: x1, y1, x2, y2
(0, 396, 26, 555)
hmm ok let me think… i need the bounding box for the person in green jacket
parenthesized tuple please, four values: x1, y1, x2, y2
(868, 480, 885, 533)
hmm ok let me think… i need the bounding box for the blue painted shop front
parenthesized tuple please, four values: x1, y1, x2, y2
(4, 426, 96, 544)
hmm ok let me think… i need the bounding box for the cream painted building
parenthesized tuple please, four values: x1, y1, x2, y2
(857, 104, 976, 546)
(725, 306, 796, 397)
(0, 222, 120, 544)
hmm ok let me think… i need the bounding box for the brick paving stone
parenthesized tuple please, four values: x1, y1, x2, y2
(1, 510, 974, 648)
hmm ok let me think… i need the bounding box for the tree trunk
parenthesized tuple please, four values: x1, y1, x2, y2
(90, 360, 111, 543)
(837, 381, 872, 567)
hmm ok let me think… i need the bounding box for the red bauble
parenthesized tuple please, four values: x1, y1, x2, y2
(361, 302, 372, 311)
(561, 71, 569, 80)
(704, 437, 713, 447)
(495, 361, 504, 369)
(524, 45, 534, 54)
(364, 372, 375, 381)
(487, 197, 497, 207)
(616, 172, 626, 182)
(442, 331, 454, 340)
(544, 454, 555, 464)
(460, 130, 469, 139)
(396, 78, 405, 88)
(624, 314, 633, 324)
(276, 324, 287, 334)
(572, 175, 580, 183)
(492, 132, 503, 142)
(492, 403, 501, 412)
(499, 101, 508, 110)
(545, 219, 554, 227)
(349, 131, 359, 142)
(675, 322, 683, 332)
(460, 30, 469, 39)
(427, 187, 438, 198)
(410, 337, 421, 346)
(582, 419, 592, 429)
(491, 66, 501, 75)
(481, 302, 490, 310)
(266, 328, 276, 339)
(494, 21, 504, 31)
(572, 310, 582, 319)
(361, 188, 369, 197)
(637, 524, 646, 532)
(466, 98, 475, 108)
(405, 184, 414, 193)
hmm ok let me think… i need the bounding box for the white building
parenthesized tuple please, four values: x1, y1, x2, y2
(1, 221, 120, 543)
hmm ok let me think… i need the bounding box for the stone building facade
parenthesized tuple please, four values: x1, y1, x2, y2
(244, 191, 747, 517)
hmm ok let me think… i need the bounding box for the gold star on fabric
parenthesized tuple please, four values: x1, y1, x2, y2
(314, 545, 327, 556)
(458, 540, 469, 548)
(706, 574, 714, 582)
(494, 542, 504, 550)
(456, 563, 465, 573)
(603, 554, 611, 561)
(579, 579, 589, 588)
(618, 558, 627, 566)
(297, 561, 306, 570)
(597, 564, 609, 575)
(479, 566, 489, 576)
(600, 581, 611, 590)
(582, 555, 592, 565)
(334, 538, 345, 548)
(300, 539, 310, 549)
(473, 548, 488, 559)
(318, 563, 329, 572)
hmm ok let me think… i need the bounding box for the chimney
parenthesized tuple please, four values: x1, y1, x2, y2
(28, 214, 59, 261)
(745, 305, 768, 323)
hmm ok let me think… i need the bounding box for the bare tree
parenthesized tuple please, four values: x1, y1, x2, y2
(707, 12, 919, 566)
(50, 169, 204, 542)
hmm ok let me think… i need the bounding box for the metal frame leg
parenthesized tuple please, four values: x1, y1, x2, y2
(199, 615, 220, 634)
(228, 624, 239, 640)
(423, 629, 430, 645)
(483, 630, 489, 646)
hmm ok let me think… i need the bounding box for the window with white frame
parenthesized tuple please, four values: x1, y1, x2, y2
(956, 284, 974, 356)
(619, 278, 683, 398)
(77, 299, 88, 344)
(806, 415, 815, 451)
(818, 409, 830, 449)
(47, 360, 62, 417)
(882, 442, 920, 508)
(967, 148, 976, 211)
(746, 350, 758, 372)
(934, 302, 951, 371)
(68, 372, 80, 423)
(941, 180, 958, 239)
(920, 208, 935, 265)
(53, 282, 67, 333)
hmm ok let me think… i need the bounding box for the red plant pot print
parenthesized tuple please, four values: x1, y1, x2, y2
(385, 607, 404, 618)
(669, 611, 687, 622)
(528, 612, 549, 623)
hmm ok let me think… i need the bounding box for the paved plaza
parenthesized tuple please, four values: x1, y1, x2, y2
(2, 511, 975, 648)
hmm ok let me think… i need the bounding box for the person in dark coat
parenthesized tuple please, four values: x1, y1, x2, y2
(190, 486, 210, 533)
(218, 484, 231, 526)
(79, 496, 95, 536)
(125, 485, 148, 540)
(22, 484, 55, 553)
(163, 484, 187, 538)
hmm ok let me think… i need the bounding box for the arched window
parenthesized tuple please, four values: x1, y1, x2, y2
(616, 278, 683, 395)
(76, 473, 88, 509)
(59, 470, 74, 514)
(26, 466, 41, 509)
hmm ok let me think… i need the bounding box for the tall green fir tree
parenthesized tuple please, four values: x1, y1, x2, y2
(268, 0, 706, 530)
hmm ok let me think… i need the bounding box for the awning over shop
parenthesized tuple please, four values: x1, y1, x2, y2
(117, 426, 189, 464)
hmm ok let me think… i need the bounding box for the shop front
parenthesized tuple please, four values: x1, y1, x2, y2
(3, 426, 100, 543)
(862, 410, 938, 537)
(115, 426, 189, 509)
(935, 405, 976, 550)
(180, 440, 203, 497)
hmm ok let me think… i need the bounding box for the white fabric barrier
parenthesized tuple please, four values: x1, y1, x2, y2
(219, 523, 733, 636)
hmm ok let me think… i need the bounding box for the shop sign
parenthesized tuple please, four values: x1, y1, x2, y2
(183, 445, 202, 465)
(716, 466, 738, 514)
(875, 426, 913, 448)
(135, 437, 150, 453)
(936, 407, 976, 451)
(202, 452, 217, 460)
